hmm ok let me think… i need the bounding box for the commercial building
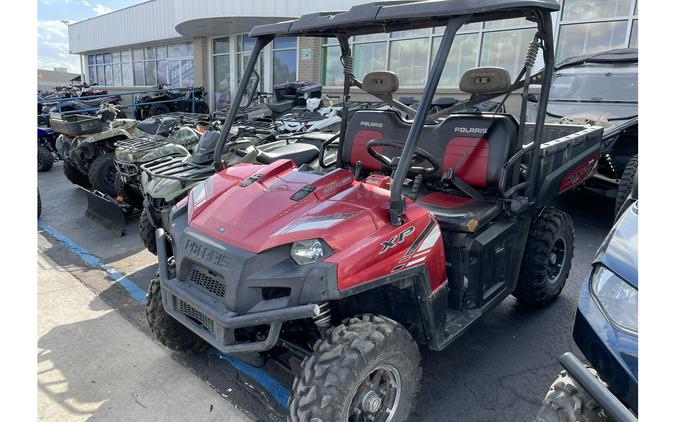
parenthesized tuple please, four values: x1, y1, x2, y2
(37, 68, 81, 91)
(67, 0, 638, 110)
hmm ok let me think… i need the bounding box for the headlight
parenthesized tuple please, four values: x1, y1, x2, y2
(191, 180, 208, 204)
(591, 265, 638, 333)
(187, 178, 211, 219)
(291, 239, 325, 265)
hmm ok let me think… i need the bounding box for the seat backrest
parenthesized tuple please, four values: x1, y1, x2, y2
(343, 110, 518, 189)
(342, 110, 411, 171)
(433, 114, 518, 189)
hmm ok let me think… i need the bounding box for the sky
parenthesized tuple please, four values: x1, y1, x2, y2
(38, 0, 140, 73)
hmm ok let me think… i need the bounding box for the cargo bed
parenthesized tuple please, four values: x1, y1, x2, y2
(522, 122, 604, 205)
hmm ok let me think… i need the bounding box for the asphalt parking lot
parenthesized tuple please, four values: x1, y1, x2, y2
(37, 161, 617, 422)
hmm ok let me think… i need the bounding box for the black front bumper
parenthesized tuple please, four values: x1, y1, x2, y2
(156, 228, 322, 354)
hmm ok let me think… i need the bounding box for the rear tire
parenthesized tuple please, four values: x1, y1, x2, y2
(148, 103, 171, 117)
(139, 208, 157, 255)
(194, 101, 209, 115)
(615, 155, 637, 217)
(513, 207, 574, 306)
(536, 370, 607, 422)
(290, 314, 422, 422)
(63, 159, 91, 188)
(145, 275, 208, 354)
(88, 153, 118, 196)
(38, 145, 54, 172)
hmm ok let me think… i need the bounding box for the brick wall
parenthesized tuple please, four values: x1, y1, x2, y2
(192, 36, 208, 89)
(297, 38, 322, 83)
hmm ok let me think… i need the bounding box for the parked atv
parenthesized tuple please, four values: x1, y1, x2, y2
(41, 95, 124, 123)
(113, 113, 208, 209)
(145, 2, 604, 420)
(38, 127, 59, 172)
(133, 86, 209, 120)
(138, 123, 338, 254)
(528, 48, 637, 215)
(537, 182, 638, 422)
(52, 104, 135, 195)
(273, 96, 344, 134)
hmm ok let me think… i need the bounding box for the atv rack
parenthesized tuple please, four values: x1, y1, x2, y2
(48, 113, 103, 136)
(114, 137, 175, 177)
(140, 155, 214, 184)
(151, 111, 211, 124)
(235, 118, 276, 132)
(115, 137, 171, 152)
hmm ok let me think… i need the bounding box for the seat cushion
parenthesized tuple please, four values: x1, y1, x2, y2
(137, 116, 179, 136)
(417, 192, 501, 233)
(257, 143, 320, 166)
(266, 99, 295, 114)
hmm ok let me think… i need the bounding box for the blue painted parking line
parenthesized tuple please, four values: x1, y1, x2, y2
(212, 350, 291, 406)
(38, 219, 291, 409)
(38, 220, 146, 303)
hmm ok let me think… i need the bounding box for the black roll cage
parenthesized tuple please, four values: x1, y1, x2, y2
(214, 5, 556, 226)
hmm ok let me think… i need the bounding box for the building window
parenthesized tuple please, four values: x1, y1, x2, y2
(556, 0, 638, 60)
(88, 41, 193, 87)
(319, 0, 638, 89)
(272, 37, 297, 85)
(320, 22, 534, 89)
(480, 28, 538, 77)
(213, 37, 231, 108)
(389, 32, 430, 86)
(236, 35, 264, 91)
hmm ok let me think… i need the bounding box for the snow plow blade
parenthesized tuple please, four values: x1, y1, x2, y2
(79, 187, 139, 235)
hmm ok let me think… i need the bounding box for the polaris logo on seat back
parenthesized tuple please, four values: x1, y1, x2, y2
(360, 121, 383, 128)
(455, 127, 488, 134)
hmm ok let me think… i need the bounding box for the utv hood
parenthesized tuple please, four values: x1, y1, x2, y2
(594, 201, 638, 288)
(187, 160, 391, 254)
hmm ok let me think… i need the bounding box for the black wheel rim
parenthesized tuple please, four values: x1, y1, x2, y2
(348, 364, 401, 422)
(547, 238, 566, 284)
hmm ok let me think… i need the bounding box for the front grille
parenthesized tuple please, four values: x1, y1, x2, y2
(189, 267, 226, 298)
(152, 197, 165, 210)
(177, 299, 215, 333)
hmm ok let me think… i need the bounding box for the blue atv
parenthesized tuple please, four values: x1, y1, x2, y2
(38, 127, 59, 172)
(537, 182, 638, 422)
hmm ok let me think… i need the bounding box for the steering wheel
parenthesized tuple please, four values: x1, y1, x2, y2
(366, 138, 439, 175)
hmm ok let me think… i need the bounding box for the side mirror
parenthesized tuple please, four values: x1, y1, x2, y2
(527, 93, 539, 103)
(241, 70, 261, 109)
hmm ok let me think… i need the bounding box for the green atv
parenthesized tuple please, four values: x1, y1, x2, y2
(138, 123, 338, 254)
(53, 104, 137, 196)
(113, 113, 208, 209)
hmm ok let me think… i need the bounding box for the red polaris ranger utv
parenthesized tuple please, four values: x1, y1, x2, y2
(146, 1, 604, 420)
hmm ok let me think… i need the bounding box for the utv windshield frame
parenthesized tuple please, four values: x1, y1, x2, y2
(214, 0, 560, 225)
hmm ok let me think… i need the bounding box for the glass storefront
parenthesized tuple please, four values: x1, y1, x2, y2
(557, 0, 638, 60)
(212, 37, 231, 108)
(87, 41, 193, 87)
(272, 37, 297, 85)
(320, 0, 638, 88)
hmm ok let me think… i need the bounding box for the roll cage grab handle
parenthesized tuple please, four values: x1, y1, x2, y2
(214, 10, 555, 226)
(214, 36, 272, 172)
